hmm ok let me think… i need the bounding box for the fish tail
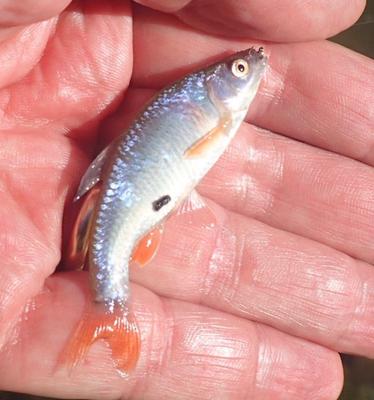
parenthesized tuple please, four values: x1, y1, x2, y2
(60, 303, 140, 375)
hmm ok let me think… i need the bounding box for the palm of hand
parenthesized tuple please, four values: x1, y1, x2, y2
(0, 1, 372, 399)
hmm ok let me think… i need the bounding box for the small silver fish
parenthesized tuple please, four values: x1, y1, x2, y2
(62, 47, 267, 374)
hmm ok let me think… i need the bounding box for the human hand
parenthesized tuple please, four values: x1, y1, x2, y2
(0, 0, 372, 399)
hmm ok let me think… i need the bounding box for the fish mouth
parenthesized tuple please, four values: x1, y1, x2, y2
(249, 46, 265, 57)
(248, 46, 268, 66)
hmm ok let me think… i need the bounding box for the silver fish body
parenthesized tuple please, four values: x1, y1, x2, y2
(76, 47, 268, 308)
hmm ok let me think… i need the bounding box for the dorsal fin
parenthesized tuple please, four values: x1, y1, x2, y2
(74, 144, 112, 201)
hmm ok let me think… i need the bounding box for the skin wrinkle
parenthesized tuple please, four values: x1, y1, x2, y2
(0, 200, 58, 274)
(138, 298, 178, 399)
(11, 180, 63, 253)
(179, 1, 250, 36)
(255, 63, 286, 107)
(175, 0, 366, 41)
(198, 209, 223, 301)
(352, 278, 374, 344)
(0, 2, 132, 135)
(0, 88, 11, 124)
(201, 208, 366, 345)
(202, 120, 374, 261)
(255, 326, 289, 398)
(130, 178, 374, 355)
(255, 249, 361, 339)
(279, 42, 373, 158)
(253, 325, 293, 397)
(0, 19, 55, 88)
(126, 298, 162, 399)
(329, 52, 373, 132)
(332, 269, 370, 349)
(168, 311, 255, 400)
(0, 132, 81, 249)
(134, 0, 366, 42)
(0, 0, 70, 27)
(76, 3, 132, 93)
(240, 128, 283, 217)
(0, 269, 41, 349)
(148, 301, 180, 399)
(201, 221, 239, 304)
(153, 298, 175, 376)
(0, 190, 59, 352)
(254, 326, 268, 394)
(253, 323, 342, 400)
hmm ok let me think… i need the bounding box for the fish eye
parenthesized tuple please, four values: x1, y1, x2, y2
(231, 59, 250, 78)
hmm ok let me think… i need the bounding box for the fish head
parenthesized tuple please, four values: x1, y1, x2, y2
(206, 47, 268, 114)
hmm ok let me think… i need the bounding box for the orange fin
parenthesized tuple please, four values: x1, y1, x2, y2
(65, 185, 101, 271)
(131, 225, 164, 267)
(185, 117, 231, 158)
(60, 304, 140, 375)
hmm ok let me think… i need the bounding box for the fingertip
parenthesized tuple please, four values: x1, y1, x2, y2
(323, 352, 344, 400)
(324, 0, 367, 39)
(255, 325, 344, 400)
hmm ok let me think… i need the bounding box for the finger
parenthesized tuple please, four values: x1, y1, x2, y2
(133, 0, 365, 41)
(132, 9, 374, 165)
(0, 128, 85, 349)
(200, 123, 374, 264)
(0, 0, 132, 144)
(0, 272, 343, 400)
(0, 20, 55, 89)
(129, 200, 374, 358)
(101, 88, 374, 264)
(0, 0, 70, 28)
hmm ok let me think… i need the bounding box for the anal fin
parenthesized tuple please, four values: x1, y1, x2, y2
(177, 189, 206, 215)
(176, 190, 218, 228)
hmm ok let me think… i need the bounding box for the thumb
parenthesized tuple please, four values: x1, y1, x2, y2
(0, 0, 70, 29)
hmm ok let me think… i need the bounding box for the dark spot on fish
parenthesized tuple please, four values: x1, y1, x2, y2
(153, 195, 171, 211)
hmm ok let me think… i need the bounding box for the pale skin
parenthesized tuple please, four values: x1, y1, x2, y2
(0, 0, 373, 399)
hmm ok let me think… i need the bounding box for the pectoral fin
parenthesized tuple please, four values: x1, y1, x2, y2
(184, 116, 231, 158)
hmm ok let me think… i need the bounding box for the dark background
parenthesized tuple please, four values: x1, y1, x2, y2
(1, 1, 373, 399)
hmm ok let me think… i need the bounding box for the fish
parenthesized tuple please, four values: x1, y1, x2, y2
(61, 47, 268, 375)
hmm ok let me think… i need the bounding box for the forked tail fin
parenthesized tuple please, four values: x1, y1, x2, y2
(60, 303, 140, 375)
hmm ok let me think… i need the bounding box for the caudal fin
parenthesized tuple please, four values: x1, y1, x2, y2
(60, 304, 140, 375)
